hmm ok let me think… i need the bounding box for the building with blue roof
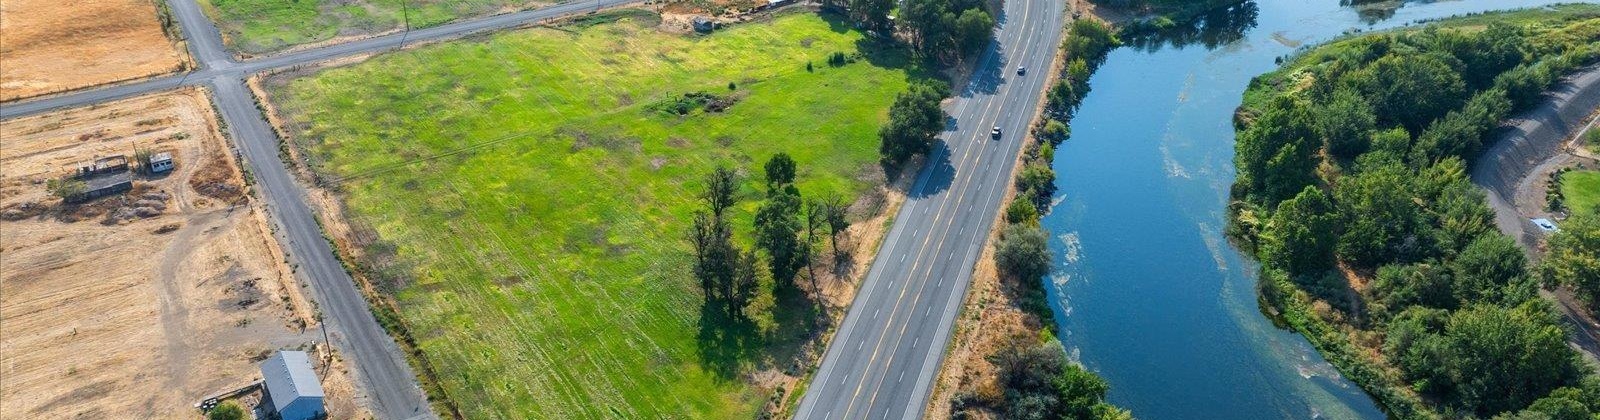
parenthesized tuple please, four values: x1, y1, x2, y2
(259, 350, 326, 420)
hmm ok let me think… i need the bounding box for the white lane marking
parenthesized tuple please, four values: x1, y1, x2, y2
(873, 308, 880, 319)
(899, 254, 906, 263)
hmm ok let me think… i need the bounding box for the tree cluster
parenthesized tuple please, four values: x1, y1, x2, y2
(1233, 18, 1600, 417)
(880, 81, 951, 164)
(690, 166, 766, 320)
(899, 0, 995, 60)
(688, 155, 853, 329)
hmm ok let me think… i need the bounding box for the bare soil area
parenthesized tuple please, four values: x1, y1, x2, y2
(0, 88, 361, 418)
(0, 0, 188, 102)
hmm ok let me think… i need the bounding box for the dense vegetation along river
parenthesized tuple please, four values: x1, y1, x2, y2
(1044, 0, 1582, 418)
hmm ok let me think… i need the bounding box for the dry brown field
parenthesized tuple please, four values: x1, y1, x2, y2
(0, 88, 360, 418)
(0, 0, 187, 101)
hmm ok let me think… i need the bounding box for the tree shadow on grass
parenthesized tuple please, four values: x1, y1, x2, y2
(696, 302, 760, 380)
(694, 282, 829, 381)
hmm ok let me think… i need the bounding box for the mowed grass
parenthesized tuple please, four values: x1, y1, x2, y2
(269, 11, 923, 417)
(1562, 170, 1600, 216)
(198, 0, 544, 54)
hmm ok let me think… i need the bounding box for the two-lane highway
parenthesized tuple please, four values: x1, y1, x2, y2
(795, 0, 1068, 418)
(1, 1, 638, 418)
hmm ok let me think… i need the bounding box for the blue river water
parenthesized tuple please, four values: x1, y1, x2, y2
(1043, 0, 1585, 418)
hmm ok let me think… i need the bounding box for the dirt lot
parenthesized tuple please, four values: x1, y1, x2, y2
(0, 88, 362, 418)
(0, 0, 188, 102)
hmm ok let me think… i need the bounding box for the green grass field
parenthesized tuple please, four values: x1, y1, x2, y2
(198, 0, 545, 54)
(1562, 170, 1600, 216)
(267, 11, 925, 417)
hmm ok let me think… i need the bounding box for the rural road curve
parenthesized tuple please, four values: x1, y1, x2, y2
(1471, 64, 1600, 364)
(1, 1, 638, 418)
(794, 0, 1067, 418)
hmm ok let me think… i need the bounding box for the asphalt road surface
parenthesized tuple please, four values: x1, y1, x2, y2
(794, 0, 1067, 418)
(0, 1, 638, 418)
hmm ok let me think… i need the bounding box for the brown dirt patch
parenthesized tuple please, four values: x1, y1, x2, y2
(0, 88, 357, 418)
(0, 0, 187, 101)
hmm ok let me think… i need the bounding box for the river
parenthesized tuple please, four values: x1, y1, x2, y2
(1043, 0, 1584, 418)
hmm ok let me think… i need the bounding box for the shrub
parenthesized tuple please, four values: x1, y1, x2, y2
(207, 402, 245, 420)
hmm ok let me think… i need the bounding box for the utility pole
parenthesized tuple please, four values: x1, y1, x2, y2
(399, 0, 412, 48)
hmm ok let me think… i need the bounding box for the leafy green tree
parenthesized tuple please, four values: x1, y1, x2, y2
(953, 8, 994, 55)
(1350, 52, 1468, 133)
(1039, 119, 1070, 145)
(1496, 387, 1594, 420)
(756, 186, 805, 285)
(1495, 62, 1558, 111)
(1447, 23, 1528, 89)
(846, 0, 895, 31)
(1540, 211, 1600, 310)
(1014, 163, 1057, 210)
(1441, 303, 1582, 416)
(820, 195, 851, 257)
(742, 252, 779, 335)
(690, 166, 742, 307)
(1427, 181, 1496, 256)
(1371, 263, 1456, 315)
(1262, 140, 1319, 205)
(1005, 198, 1040, 225)
(880, 82, 950, 164)
(1450, 235, 1531, 306)
(207, 402, 245, 420)
(1334, 161, 1421, 268)
(1064, 19, 1119, 59)
(1261, 186, 1339, 276)
(765, 153, 796, 187)
(900, 0, 951, 51)
(730, 248, 762, 318)
(1384, 306, 1451, 386)
(995, 223, 1050, 282)
(702, 165, 739, 219)
(1235, 96, 1316, 205)
(1409, 89, 1510, 165)
(1315, 88, 1377, 159)
(1367, 127, 1413, 159)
